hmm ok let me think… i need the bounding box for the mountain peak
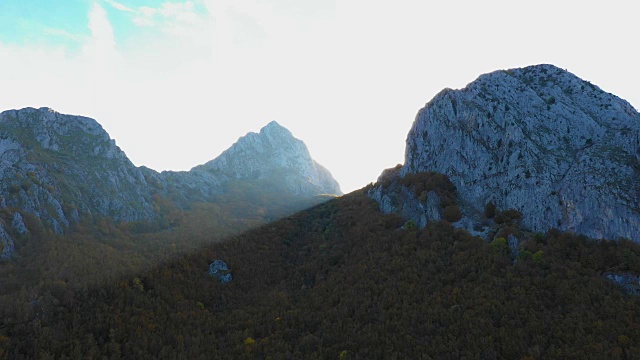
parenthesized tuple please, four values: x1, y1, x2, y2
(488, 63, 566, 77)
(201, 122, 341, 196)
(259, 120, 294, 141)
(263, 120, 284, 130)
(466, 64, 586, 91)
(510, 63, 566, 74)
(374, 64, 640, 241)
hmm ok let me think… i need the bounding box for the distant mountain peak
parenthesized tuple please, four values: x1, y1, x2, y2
(263, 120, 285, 130)
(201, 121, 341, 196)
(255, 120, 296, 145)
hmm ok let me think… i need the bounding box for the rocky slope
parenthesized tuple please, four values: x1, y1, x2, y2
(0, 108, 340, 258)
(372, 64, 640, 241)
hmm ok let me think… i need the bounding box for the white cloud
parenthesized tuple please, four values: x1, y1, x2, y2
(87, 3, 117, 51)
(104, 0, 135, 13)
(43, 27, 84, 42)
(158, 1, 197, 20)
(122, 1, 208, 33)
(132, 7, 157, 27)
(139, 6, 157, 17)
(83, 2, 122, 92)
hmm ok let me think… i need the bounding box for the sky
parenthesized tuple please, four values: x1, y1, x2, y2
(1, 0, 638, 193)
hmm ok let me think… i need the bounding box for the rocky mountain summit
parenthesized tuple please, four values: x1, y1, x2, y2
(0, 108, 340, 258)
(196, 121, 341, 197)
(371, 64, 640, 242)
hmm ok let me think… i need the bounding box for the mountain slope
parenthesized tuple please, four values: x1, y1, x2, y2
(1, 188, 638, 359)
(0, 108, 340, 258)
(376, 64, 640, 241)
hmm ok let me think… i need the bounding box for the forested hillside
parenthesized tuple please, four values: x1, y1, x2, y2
(1, 174, 638, 359)
(0, 186, 332, 293)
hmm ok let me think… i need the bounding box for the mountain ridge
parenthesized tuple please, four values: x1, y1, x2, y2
(0, 107, 341, 258)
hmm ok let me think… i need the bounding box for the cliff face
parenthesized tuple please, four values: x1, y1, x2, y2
(373, 64, 640, 241)
(0, 109, 341, 258)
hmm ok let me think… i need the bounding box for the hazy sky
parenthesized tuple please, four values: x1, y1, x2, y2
(1, 0, 638, 193)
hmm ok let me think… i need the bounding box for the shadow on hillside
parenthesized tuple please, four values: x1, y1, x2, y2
(0, 193, 340, 296)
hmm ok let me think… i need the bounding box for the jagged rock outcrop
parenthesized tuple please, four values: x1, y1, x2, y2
(11, 213, 28, 235)
(604, 272, 640, 296)
(0, 108, 341, 258)
(208, 260, 232, 284)
(374, 64, 640, 241)
(368, 167, 443, 228)
(196, 121, 342, 196)
(369, 169, 461, 231)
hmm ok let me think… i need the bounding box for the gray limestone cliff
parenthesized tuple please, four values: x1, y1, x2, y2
(0, 108, 340, 258)
(372, 64, 640, 242)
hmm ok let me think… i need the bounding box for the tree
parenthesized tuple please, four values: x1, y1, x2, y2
(484, 202, 496, 219)
(404, 220, 417, 230)
(621, 249, 634, 270)
(443, 205, 462, 222)
(491, 237, 509, 256)
(532, 251, 544, 262)
(243, 337, 257, 353)
(494, 209, 522, 224)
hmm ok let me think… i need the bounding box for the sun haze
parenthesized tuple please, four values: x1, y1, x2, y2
(1, 0, 638, 193)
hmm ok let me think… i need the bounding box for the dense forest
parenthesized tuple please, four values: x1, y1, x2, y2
(1, 174, 639, 359)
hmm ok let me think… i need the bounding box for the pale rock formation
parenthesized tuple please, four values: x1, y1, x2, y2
(372, 64, 640, 242)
